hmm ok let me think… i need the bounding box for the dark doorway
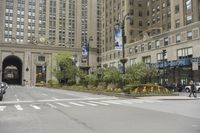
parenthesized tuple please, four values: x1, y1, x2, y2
(2, 55, 22, 85)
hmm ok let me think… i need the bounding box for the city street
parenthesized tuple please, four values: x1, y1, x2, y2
(0, 86, 200, 133)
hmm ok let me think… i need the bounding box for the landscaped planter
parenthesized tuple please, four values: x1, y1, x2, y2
(107, 83, 118, 89)
(126, 85, 171, 96)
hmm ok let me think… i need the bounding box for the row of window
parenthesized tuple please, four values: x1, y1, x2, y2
(104, 47, 192, 68)
(102, 27, 198, 62)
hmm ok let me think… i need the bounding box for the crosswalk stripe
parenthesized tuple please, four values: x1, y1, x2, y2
(55, 102, 70, 107)
(101, 100, 121, 105)
(68, 102, 85, 107)
(128, 100, 144, 103)
(89, 101, 109, 106)
(30, 104, 41, 110)
(0, 106, 6, 111)
(79, 101, 98, 106)
(46, 103, 57, 109)
(15, 105, 23, 111)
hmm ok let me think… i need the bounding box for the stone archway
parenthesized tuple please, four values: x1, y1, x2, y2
(2, 55, 23, 85)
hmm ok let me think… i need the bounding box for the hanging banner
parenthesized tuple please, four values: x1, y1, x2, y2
(114, 24, 122, 50)
(81, 43, 89, 63)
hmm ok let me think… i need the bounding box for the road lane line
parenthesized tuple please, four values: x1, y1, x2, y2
(0, 106, 6, 111)
(15, 105, 23, 111)
(52, 97, 58, 100)
(55, 102, 70, 107)
(30, 104, 41, 110)
(79, 101, 98, 106)
(46, 103, 57, 109)
(89, 101, 109, 106)
(68, 102, 85, 107)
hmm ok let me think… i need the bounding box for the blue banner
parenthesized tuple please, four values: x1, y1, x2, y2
(81, 43, 89, 63)
(114, 24, 122, 50)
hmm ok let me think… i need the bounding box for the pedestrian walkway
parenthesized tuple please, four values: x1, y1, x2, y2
(0, 99, 163, 112)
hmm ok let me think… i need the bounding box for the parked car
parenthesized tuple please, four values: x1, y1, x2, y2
(0, 88, 3, 101)
(184, 82, 200, 92)
(0, 82, 8, 94)
(164, 83, 184, 92)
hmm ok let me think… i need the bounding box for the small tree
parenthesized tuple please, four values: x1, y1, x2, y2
(103, 67, 121, 85)
(125, 63, 158, 85)
(55, 52, 77, 85)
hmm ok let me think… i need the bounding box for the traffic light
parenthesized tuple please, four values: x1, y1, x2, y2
(162, 49, 166, 56)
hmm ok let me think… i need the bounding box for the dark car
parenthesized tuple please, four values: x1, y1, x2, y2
(0, 82, 8, 94)
(0, 84, 4, 101)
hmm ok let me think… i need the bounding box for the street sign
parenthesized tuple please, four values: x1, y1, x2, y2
(192, 62, 198, 70)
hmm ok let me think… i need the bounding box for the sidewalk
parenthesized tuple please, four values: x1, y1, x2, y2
(138, 93, 200, 100)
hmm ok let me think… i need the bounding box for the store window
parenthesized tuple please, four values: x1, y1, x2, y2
(177, 47, 193, 59)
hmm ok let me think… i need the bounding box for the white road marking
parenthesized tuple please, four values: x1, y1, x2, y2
(52, 97, 58, 100)
(37, 97, 118, 103)
(129, 100, 144, 104)
(15, 105, 23, 111)
(0, 106, 6, 111)
(16, 99, 20, 102)
(30, 104, 41, 110)
(102, 100, 121, 105)
(0, 97, 118, 105)
(89, 101, 109, 106)
(79, 101, 98, 106)
(55, 102, 70, 107)
(0, 101, 33, 105)
(68, 102, 85, 107)
(46, 103, 57, 109)
(42, 93, 48, 96)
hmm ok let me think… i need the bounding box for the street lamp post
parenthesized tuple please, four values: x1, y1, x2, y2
(162, 49, 166, 85)
(117, 14, 131, 88)
(87, 36, 93, 67)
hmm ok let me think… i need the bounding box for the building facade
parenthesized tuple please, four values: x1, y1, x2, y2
(0, 0, 101, 85)
(101, 0, 200, 85)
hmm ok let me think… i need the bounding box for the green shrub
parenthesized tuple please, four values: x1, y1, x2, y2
(47, 80, 60, 88)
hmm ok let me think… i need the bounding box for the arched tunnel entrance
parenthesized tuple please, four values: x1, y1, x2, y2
(2, 55, 22, 85)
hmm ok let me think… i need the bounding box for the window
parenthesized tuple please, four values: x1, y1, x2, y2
(185, 0, 192, 13)
(155, 40, 160, 48)
(142, 56, 151, 63)
(139, 11, 142, 17)
(176, 34, 181, 43)
(130, 58, 136, 65)
(38, 56, 45, 61)
(141, 44, 144, 52)
(129, 48, 133, 54)
(162, 3, 166, 8)
(187, 31, 192, 40)
(175, 19, 180, 28)
(139, 21, 143, 26)
(164, 37, 169, 46)
(175, 5, 179, 14)
(157, 52, 167, 61)
(186, 15, 192, 24)
(177, 47, 192, 59)
(148, 42, 151, 50)
(135, 46, 138, 53)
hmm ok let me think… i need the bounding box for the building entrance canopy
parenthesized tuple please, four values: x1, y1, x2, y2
(150, 58, 200, 68)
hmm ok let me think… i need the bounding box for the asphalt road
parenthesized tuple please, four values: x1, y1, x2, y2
(0, 86, 200, 133)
